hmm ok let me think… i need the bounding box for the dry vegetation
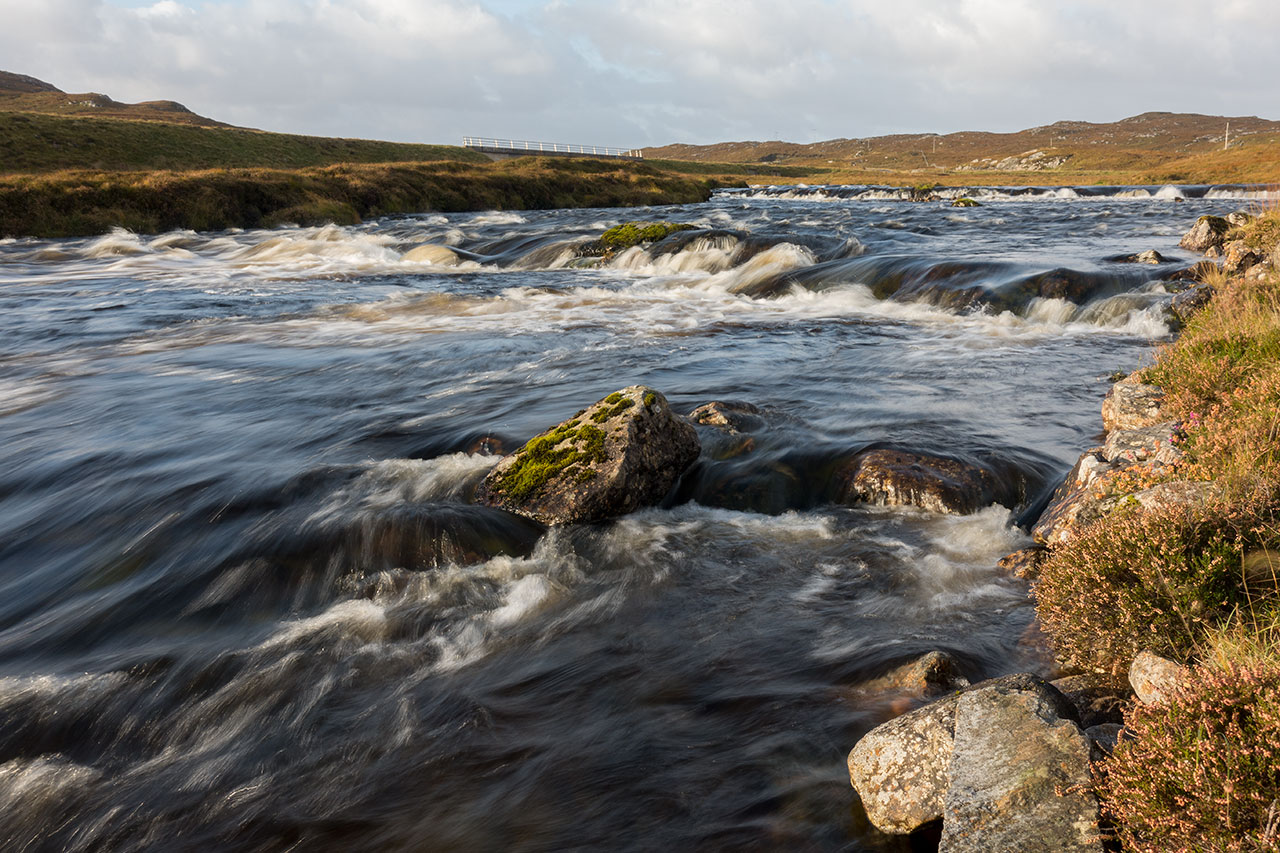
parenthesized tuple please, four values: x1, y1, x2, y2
(1031, 210, 1280, 851)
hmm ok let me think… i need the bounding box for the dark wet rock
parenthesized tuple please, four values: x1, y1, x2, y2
(1129, 650, 1189, 704)
(1031, 450, 1122, 546)
(848, 691, 959, 834)
(466, 435, 509, 457)
(1222, 239, 1264, 276)
(1179, 214, 1231, 253)
(1085, 723, 1126, 760)
(836, 449, 1000, 515)
(951, 197, 981, 208)
(855, 651, 970, 700)
(1101, 373, 1165, 432)
(687, 400, 765, 435)
(474, 386, 699, 525)
(1105, 249, 1171, 264)
(1170, 282, 1216, 323)
(998, 546, 1047, 579)
(940, 675, 1101, 853)
(1101, 421, 1182, 466)
(1051, 674, 1133, 728)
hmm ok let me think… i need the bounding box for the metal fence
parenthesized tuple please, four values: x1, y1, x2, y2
(462, 137, 643, 158)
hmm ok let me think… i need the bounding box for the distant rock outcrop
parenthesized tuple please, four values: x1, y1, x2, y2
(0, 71, 62, 94)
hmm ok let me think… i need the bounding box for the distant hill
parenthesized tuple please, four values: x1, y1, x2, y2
(0, 70, 487, 173)
(0, 71, 62, 94)
(645, 112, 1280, 179)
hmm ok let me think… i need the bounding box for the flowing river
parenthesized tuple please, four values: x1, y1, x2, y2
(0, 184, 1264, 851)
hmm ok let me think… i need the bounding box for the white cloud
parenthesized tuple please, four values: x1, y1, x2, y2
(0, 0, 1276, 146)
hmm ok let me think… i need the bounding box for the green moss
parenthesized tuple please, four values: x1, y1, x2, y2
(951, 197, 980, 208)
(643, 392, 657, 407)
(598, 221, 695, 250)
(498, 421, 609, 501)
(591, 396, 635, 422)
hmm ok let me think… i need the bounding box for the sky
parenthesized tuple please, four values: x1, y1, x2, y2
(2, 0, 1278, 148)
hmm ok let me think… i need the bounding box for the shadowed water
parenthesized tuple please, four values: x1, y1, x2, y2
(0, 186, 1261, 850)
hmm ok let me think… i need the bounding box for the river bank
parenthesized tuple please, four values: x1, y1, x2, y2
(0, 158, 736, 238)
(845, 206, 1280, 850)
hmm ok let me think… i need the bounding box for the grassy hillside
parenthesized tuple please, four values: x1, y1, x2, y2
(647, 112, 1280, 185)
(0, 112, 488, 173)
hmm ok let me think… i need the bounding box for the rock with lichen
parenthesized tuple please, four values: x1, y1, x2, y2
(1179, 215, 1231, 253)
(474, 386, 699, 525)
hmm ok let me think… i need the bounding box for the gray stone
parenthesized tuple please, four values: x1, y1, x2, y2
(837, 449, 999, 515)
(1223, 239, 1263, 276)
(848, 692, 959, 834)
(940, 675, 1103, 853)
(1101, 421, 1182, 466)
(474, 386, 699, 525)
(1131, 479, 1219, 512)
(1129, 650, 1189, 704)
(1170, 283, 1216, 323)
(1032, 450, 1123, 546)
(1178, 215, 1231, 253)
(1101, 374, 1165, 432)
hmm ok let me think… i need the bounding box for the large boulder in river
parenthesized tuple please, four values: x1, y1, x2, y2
(837, 449, 1000, 514)
(848, 690, 959, 834)
(940, 676, 1102, 853)
(474, 387, 699, 525)
(1101, 373, 1165, 432)
(1179, 215, 1231, 253)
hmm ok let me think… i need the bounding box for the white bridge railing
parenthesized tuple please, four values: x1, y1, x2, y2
(462, 137, 643, 158)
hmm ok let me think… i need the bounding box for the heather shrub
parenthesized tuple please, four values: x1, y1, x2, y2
(1103, 660, 1280, 853)
(1034, 497, 1276, 674)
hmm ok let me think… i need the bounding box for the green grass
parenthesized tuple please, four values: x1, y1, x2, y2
(0, 111, 487, 173)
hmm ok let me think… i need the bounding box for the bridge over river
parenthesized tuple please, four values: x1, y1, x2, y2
(463, 137, 644, 161)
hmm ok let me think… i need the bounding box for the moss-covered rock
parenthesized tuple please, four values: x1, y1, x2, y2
(574, 221, 696, 259)
(1178, 214, 1231, 253)
(951, 197, 981, 208)
(474, 385, 700, 524)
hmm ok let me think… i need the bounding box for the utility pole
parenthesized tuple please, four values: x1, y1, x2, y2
(1225, 121, 1230, 151)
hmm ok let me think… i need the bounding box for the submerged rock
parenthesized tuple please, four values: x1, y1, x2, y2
(940, 675, 1101, 853)
(474, 386, 699, 525)
(837, 449, 999, 515)
(402, 243, 461, 265)
(1179, 215, 1231, 253)
(854, 651, 969, 700)
(1106, 249, 1171, 264)
(951, 197, 981, 208)
(687, 400, 766, 435)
